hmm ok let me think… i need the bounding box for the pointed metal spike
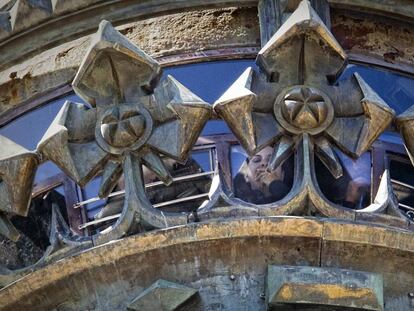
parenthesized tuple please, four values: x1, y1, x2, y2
(373, 170, 390, 206)
(0, 135, 38, 217)
(73, 20, 161, 106)
(396, 105, 414, 167)
(253, 112, 283, 151)
(148, 76, 211, 162)
(257, 0, 347, 84)
(0, 214, 20, 242)
(51, 203, 72, 239)
(0, 12, 11, 40)
(48, 204, 61, 247)
(99, 160, 123, 199)
(354, 73, 395, 156)
(141, 151, 172, 186)
(214, 67, 254, 104)
(38, 102, 108, 187)
(267, 136, 294, 172)
(10, 0, 52, 33)
(214, 67, 257, 155)
(314, 136, 343, 179)
(165, 75, 206, 105)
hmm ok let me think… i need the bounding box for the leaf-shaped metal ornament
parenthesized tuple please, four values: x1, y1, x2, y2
(38, 20, 211, 245)
(212, 0, 396, 220)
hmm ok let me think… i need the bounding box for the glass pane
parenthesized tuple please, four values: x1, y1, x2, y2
(316, 149, 371, 209)
(0, 93, 81, 150)
(389, 158, 414, 220)
(379, 131, 404, 145)
(81, 177, 106, 220)
(338, 65, 414, 114)
(34, 161, 64, 183)
(201, 120, 231, 136)
(231, 145, 294, 204)
(163, 60, 256, 135)
(163, 60, 256, 103)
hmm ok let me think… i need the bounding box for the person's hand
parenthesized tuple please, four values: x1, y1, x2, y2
(256, 165, 285, 187)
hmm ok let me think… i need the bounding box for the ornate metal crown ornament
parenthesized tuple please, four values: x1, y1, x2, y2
(37, 21, 211, 245)
(213, 0, 401, 220)
(0, 21, 212, 245)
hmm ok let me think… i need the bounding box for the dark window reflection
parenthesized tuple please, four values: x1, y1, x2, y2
(231, 145, 294, 204)
(146, 157, 212, 213)
(316, 149, 371, 209)
(389, 157, 414, 220)
(0, 187, 67, 269)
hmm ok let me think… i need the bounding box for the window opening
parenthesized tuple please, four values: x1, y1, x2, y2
(231, 144, 294, 204)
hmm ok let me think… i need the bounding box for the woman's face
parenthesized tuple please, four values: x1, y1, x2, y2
(247, 146, 273, 186)
(245, 146, 285, 192)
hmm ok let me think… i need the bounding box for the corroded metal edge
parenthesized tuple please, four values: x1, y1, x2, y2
(0, 216, 414, 307)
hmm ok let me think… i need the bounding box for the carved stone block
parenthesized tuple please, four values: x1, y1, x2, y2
(266, 265, 384, 310)
(128, 279, 198, 311)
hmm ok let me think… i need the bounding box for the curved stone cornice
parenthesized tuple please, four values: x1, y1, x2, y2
(0, 217, 413, 310)
(0, 0, 257, 71)
(0, 0, 412, 73)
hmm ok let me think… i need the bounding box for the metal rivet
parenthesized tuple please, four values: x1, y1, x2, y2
(230, 274, 236, 281)
(260, 293, 266, 300)
(408, 292, 414, 298)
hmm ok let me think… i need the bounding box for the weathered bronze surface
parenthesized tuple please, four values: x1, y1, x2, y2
(0, 2, 414, 307)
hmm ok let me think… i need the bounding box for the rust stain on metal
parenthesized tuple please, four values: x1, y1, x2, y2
(278, 283, 375, 301)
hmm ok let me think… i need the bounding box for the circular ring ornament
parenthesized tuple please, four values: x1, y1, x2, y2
(95, 103, 153, 155)
(274, 85, 334, 135)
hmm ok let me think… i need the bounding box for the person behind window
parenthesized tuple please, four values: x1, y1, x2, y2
(233, 146, 293, 204)
(316, 152, 370, 209)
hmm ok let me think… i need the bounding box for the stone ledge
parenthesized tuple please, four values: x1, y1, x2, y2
(0, 216, 413, 310)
